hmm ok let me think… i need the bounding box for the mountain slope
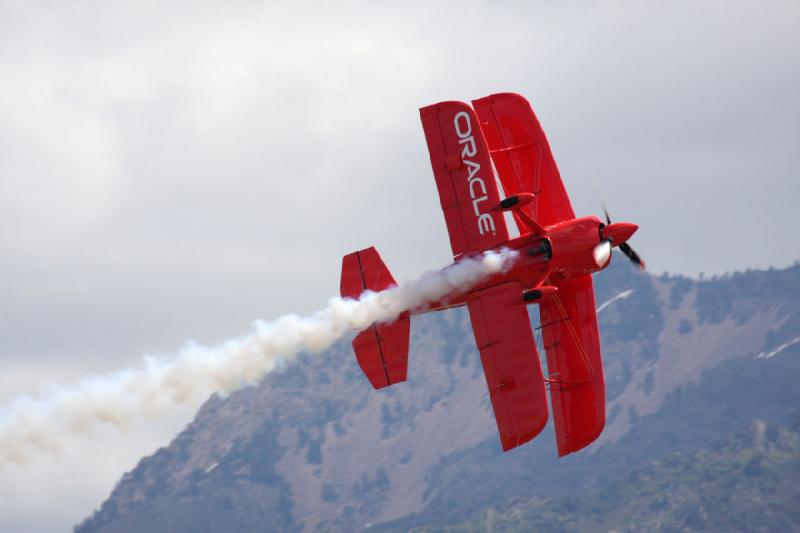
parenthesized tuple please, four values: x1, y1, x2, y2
(76, 260, 800, 532)
(416, 418, 800, 533)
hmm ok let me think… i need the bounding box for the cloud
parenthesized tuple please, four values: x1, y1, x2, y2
(0, 1, 797, 530)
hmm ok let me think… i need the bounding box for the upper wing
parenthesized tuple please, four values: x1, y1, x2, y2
(420, 101, 509, 260)
(467, 281, 548, 451)
(472, 93, 575, 232)
(538, 275, 605, 456)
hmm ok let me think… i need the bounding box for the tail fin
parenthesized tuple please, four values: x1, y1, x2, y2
(340, 247, 411, 389)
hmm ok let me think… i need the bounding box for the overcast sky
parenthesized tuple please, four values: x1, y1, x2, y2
(1, 1, 798, 530)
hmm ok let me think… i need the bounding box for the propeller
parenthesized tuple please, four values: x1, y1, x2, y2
(619, 242, 645, 269)
(594, 204, 646, 270)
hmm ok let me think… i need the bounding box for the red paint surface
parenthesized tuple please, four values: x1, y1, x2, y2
(340, 94, 641, 456)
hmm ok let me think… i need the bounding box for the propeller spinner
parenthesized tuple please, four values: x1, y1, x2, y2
(593, 206, 645, 269)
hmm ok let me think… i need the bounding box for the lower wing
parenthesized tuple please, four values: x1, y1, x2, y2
(538, 275, 606, 456)
(467, 281, 548, 451)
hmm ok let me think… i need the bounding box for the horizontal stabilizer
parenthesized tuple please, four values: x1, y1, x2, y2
(341, 247, 410, 389)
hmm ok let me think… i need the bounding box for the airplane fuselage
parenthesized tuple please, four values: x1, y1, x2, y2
(418, 215, 626, 314)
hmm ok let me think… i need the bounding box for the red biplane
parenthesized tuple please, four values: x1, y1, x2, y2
(340, 93, 643, 456)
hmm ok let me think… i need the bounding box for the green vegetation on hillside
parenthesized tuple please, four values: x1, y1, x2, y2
(415, 421, 800, 533)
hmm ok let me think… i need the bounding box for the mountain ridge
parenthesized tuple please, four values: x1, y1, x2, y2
(76, 260, 800, 532)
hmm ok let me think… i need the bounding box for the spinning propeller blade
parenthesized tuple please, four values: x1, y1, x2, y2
(619, 242, 645, 270)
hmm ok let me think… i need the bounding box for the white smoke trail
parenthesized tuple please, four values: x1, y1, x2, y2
(0, 249, 516, 467)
